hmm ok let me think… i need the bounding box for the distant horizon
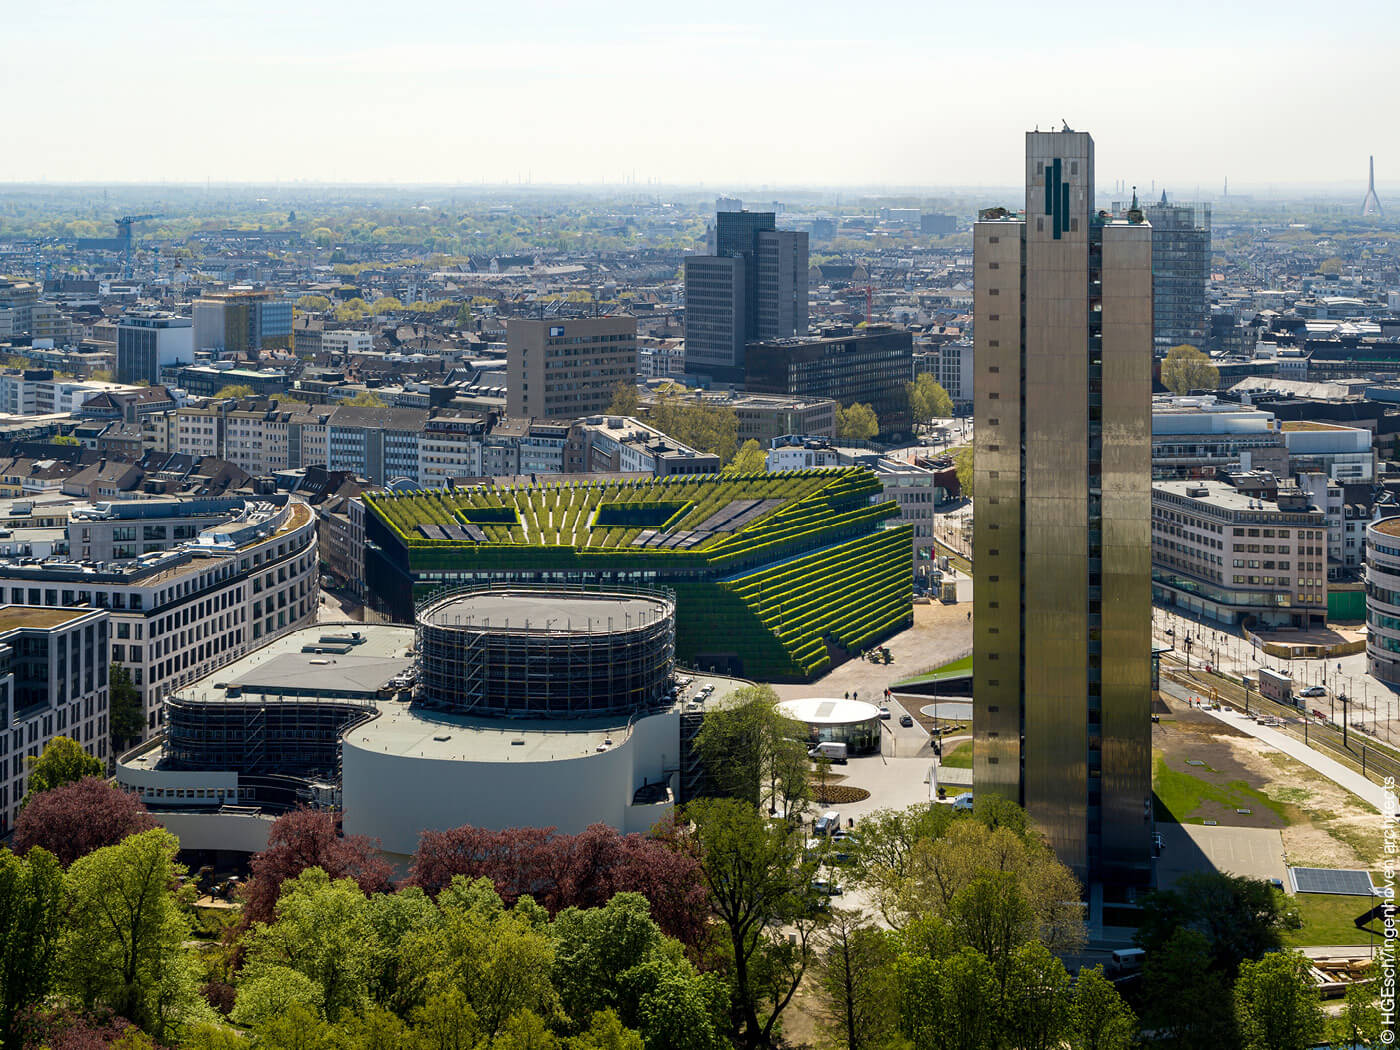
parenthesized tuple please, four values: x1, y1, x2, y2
(5, 0, 1394, 188)
(0, 178, 1389, 203)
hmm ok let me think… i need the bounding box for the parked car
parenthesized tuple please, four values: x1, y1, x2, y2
(878, 706, 891, 719)
(810, 878, 843, 897)
(1300, 685, 1327, 698)
(899, 714, 914, 727)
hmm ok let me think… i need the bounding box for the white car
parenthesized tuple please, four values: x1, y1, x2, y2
(1300, 685, 1327, 698)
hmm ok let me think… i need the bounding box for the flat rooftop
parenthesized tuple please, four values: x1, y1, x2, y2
(0, 605, 96, 633)
(1153, 480, 1316, 514)
(420, 591, 669, 633)
(347, 672, 746, 763)
(174, 623, 417, 703)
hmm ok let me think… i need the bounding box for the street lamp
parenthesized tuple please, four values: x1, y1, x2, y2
(1184, 635, 1193, 673)
(1339, 693, 1350, 749)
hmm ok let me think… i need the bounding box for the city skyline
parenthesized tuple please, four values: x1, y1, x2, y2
(4, 0, 1394, 187)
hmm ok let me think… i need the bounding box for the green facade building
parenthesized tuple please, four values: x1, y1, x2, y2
(363, 468, 912, 682)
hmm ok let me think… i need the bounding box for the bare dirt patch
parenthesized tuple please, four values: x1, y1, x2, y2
(1154, 697, 1380, 868)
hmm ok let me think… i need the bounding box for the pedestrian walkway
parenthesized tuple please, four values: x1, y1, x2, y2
(1197, 702, 1389, 812)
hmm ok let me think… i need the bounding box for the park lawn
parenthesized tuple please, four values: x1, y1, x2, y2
(894, 653, 973, 688)
(1283, 892, 1380, 947)
(1152, 753, 1291, 825)
(941, 741, 973, 769)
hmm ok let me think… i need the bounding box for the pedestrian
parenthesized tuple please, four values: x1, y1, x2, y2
(967, 610, 971, 622)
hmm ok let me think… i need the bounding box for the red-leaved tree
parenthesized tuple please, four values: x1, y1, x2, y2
(12, 778, 157, 867)
(241, 808, 393, 925)
(19, 1006, 139, 1050)
(408, 820, 707, 947)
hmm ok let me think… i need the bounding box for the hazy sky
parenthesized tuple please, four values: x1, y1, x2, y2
(6, 0, 1395, 190)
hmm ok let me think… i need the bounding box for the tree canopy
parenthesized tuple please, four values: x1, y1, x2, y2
(835, 403, 879, 441)
(214, 384, 255, 399)
(1160, 344, 1220, 395)
(23, 737, 101, 802)
(907, 374, 953, 424)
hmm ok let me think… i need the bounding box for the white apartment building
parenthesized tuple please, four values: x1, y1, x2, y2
(320, 330, 373, 357)
(1152, 479, 1328, 628)
(915, 341, 975, 412)
(418, 416, 487, 488)
(0, 498, 319, 736)
(0, 373, 143, 417)
(0, 605, 110, 835)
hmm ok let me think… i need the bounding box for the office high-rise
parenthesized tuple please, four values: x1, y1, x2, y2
(973, 129, 1153, 886)
(1143, 196, 1210, 351)
(684, 210, 807, 382)
(117, 311, 194, 385)
(506, 316, 638, 420)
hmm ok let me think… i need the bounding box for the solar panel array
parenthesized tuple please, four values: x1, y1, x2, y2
(1290, 867, 1378, 896)
(419, 522, 486, 542)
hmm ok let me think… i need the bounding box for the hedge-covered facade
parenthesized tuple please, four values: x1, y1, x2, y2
(363, 468, 913, 681)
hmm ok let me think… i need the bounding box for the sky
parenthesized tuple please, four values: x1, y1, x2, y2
(4, 0, 1396, 191)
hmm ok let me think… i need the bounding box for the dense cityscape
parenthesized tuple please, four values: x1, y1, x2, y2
(2, 8, 1400, 1048)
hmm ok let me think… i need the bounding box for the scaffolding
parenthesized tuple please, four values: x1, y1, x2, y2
(164, 693, 377, 778)
(415, 583, 676, 718)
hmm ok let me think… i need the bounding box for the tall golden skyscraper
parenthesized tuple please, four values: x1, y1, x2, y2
(973, 129, 1153, 885)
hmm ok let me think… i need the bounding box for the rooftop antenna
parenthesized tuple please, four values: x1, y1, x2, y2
(1363, 155, 1383, 216)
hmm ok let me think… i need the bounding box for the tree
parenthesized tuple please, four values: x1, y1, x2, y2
(606, 383, 641, 416)
(454, 304, 473, 327)
(109, 664, 145, 751)
(725, 440, 766, 475)
(1000, 942, 1071, 1050)
(214, 384, 255, 399)
(694, 686, 808, 819)
(58, 829, 203, 1040)
(370, 297, 403, 314)
(645, 385, 740, 463)
(406, 823, 707, 949)
(1334, 973, 1383, 1048)
(230, 967, 324, 1028)
(1066, 965, 1136, 1050)
(242, 809, 393, 926)
(343, 392, 387, 408)
(311, 228, 334, 248)
(684, 798, 817, 1049)
(242, 870, 375, 1022)
(1317, 256, 1343, 275)
(892, 945, 998, 1050)
(812, 911, 896, 1050)
(1141, 929, 1234, 1049)
(1233, 951, 1325, 1050)
(1136, 871, 1294, 978)
(13, 778, 157, 866)
(297, 295, 333, 312)
(835, 403, 879, 441)
(952, 445, 973, 498)
(51, 435, 81, 447)
(907, 375, 953, 426)
(90, 369, 115, 383)
(23, 736, 102, 802)
(1160, 344, 1219, 395)
(0, 846, 64, 1050)
(400, 879, 560, 1041)
(885, 820, 1085, 956)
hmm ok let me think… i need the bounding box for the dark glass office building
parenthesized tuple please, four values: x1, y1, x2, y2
(744, 324, 912, 434)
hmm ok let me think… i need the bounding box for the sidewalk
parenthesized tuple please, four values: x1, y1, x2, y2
(1197, 702, 1389, 812)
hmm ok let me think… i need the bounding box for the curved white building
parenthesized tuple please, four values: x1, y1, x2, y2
(1366, 517, 1400, 685)
(775, 696, 883, 754)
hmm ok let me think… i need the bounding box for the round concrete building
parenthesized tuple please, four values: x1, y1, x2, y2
(416, 586, 675, 717)
(1366, 518, 1400, 685)
(775, 696, 883, 755)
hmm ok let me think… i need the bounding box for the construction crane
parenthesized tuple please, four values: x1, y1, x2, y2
(114, 214, 156, 279)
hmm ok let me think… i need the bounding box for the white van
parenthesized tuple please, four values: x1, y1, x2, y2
(1108, 948, 1146, 975)
(952, 792, 974, 812)
(808, 741, 848, 764)
(813, 811, 842, 837)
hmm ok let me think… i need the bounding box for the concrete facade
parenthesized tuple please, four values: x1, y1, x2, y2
(973, 130, 1153, 885)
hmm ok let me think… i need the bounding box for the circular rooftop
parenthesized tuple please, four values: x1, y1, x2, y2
(776, 697, 883, 726)
(1373, 518, 1400, 539)
(419, 590, 670, 634)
